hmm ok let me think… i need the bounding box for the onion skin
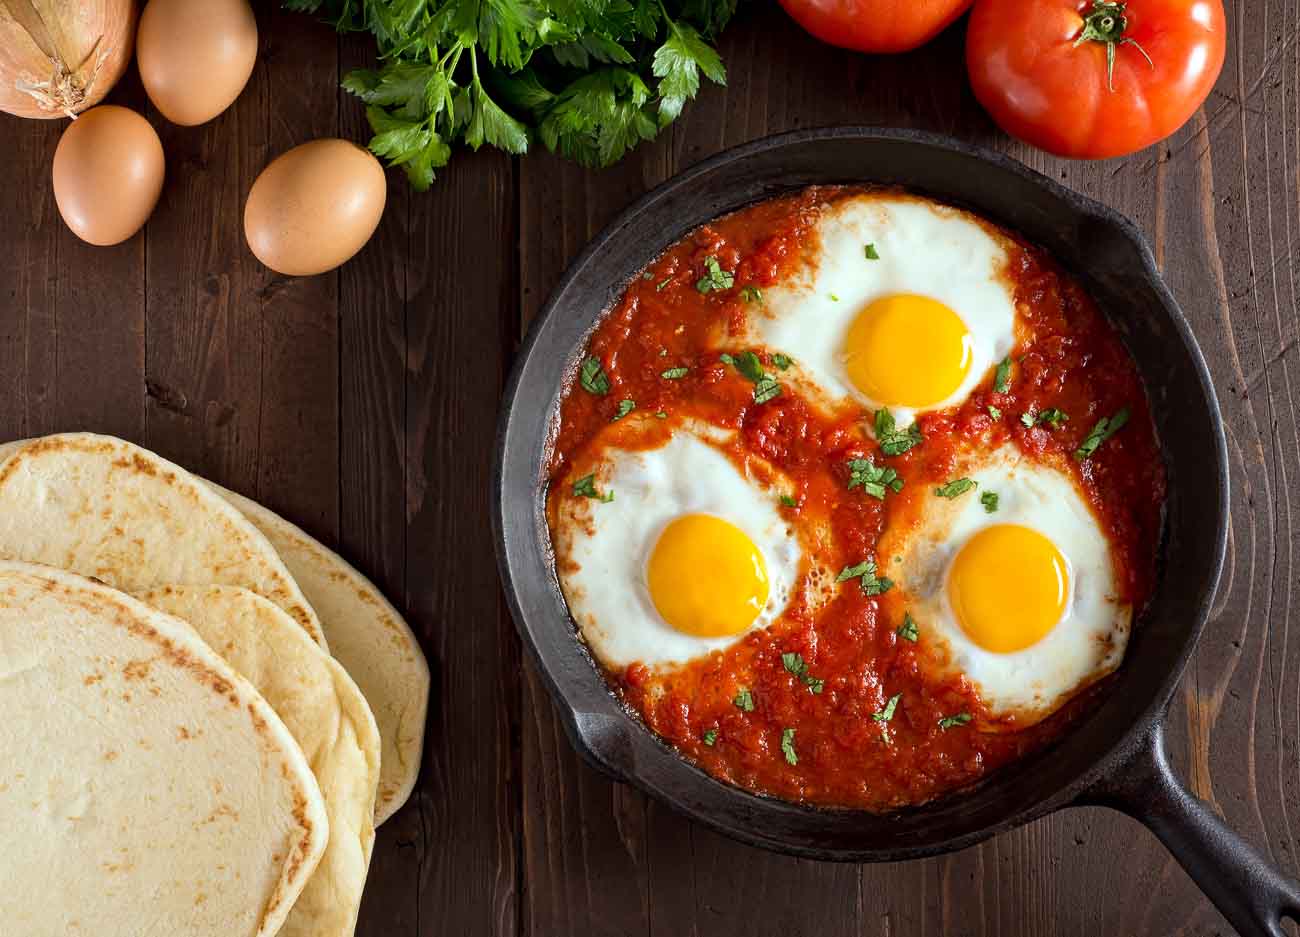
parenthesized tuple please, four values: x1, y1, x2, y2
(0, 0, 137, 119)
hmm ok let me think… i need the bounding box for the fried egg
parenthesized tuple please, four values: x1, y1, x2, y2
(882, 446, 1128, 726)
(552, 421, 809, 671)
(734, 193, 1018, 423)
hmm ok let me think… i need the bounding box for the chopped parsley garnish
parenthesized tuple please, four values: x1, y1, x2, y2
(655, 410, 668, 419)
(695, 256, 735, 294)
(612, 399, 635, 421)
(580, 356, 609, 395)
(660, 366, 689, 380)
(829, 293, 840, 302)
(1024, 407, 1069, 429)
(753, 376, 781, 404)
(938, 712, 972, 730)
(987, 405, 1002, 420)
(864, 243, 880, 260)
(873, 693, 901, 723)
(872, 692, 901, 742)
(733, 687, 755, 712)
(572, 473, 613, 502)
(779, 494, 798, 508)
(874, 409, 923, 456)
(656, 277, 672, 292)
(847, 457, 903, 499)
(642, 271, 654, 281)
(836, 559, 893, 596)
(980, 491, 999, 513)
(740, 285, 763, 304)
(993, 357, 1012, 394)
(1038, 407, 1069, 428)
(781, 652, 824, 694)
(935, 478, 977, 499)
(703, 728, 718, 746)
(780, 727, 798, 765)
(1075, 407, 1130, 460)
(771, 353, 793, 370)
(721, 350, 782, 404)
(897, 613, 919, 642)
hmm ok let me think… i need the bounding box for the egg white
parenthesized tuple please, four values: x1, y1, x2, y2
(889, 446, 1129, 726)
(733, 193, 1019, 424)
(552, 421, 804, 671)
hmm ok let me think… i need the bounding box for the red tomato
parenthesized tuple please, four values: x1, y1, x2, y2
(779, 0, 975, 54)
(966, 0, 1226, 158)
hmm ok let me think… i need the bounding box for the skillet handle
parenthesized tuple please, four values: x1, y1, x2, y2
(1078, 722, 1300, 936)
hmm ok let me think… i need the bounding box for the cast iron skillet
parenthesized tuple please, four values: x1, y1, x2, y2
(492, 127, 1300, 935)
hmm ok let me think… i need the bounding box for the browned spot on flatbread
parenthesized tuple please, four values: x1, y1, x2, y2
(122, 659, 151, 681)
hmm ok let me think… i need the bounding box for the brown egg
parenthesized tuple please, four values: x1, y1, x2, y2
(52, 106, 165, 246)
(244, 139, 387, 277)
(137, 0, 258, 126)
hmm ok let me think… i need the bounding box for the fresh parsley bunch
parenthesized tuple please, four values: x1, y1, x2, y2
(285, 0, 737, 189)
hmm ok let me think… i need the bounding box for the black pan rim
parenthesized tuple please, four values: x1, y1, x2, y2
(492, 125, 1229, 861)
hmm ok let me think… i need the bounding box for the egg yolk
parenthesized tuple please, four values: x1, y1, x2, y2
(947, 524, 1069, 653)
(646, 514, 770, 637)
(844, 294, 973, 408)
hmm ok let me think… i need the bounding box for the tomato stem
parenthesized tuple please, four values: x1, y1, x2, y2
(1073, 0, 1153, 92)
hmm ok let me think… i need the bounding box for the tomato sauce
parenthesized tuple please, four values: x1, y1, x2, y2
(545, 187, 1165, 811)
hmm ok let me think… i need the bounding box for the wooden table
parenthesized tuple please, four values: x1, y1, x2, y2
(3, 2, 1297, 933)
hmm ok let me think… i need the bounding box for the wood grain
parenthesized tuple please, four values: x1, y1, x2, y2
(0, 0, 1297, 933)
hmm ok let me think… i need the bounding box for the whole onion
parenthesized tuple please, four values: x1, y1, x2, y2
(0, 0, 136, 119)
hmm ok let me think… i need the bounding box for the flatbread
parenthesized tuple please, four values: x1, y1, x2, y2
(0, 435, 426, 824)
(214, 487, 429, 824)
(0, 561, 329, 937)
(0, 434, 327, 647)
(142, 585, 380, 937)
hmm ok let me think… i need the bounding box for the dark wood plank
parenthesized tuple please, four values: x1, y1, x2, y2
(334, 28, 423, 937)
(402, 142, 521, 937)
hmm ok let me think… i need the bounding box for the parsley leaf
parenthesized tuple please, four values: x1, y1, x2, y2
(847, 457, 903, 499)
(733, 687, 754, 712)
(580, 356, 609, 395)
(1020, 411, 1035, 428)
(987, 405, 1002, 420)
(1075, 407, 1130, 459)
(655, 410, 668, 419)
(722, 349, 782, 404)
(935, 478, 977, 499)
(874, 409, 923, 456)
(781, 652, 824, 694)
(1038, 407, 1069, 428)
(873, 693, 901, 723)
(695, 256, 735, 293)
(771, 353, 792, 370)
(612, 399, 635, 421)
(753, 376, 782, 404)
(897, 613, 919, 642)
(572, 473, 613, 502)
(993, 357, 1013, 393)
(864, 243, 880, 260)
(836, 559, 893, 596)
(740, 285, 763, 304)
(780, 727, 798, 765)
(702, 728, 718, 746)
(661, 366, 689, 380)
(657, 277, 672, 291)
(938, 712, 972, 730)
(872, 692, 901, 742)
(653, 18, 726, 124)
(980, 491, 999, 513)
(779, 494, 798, 508)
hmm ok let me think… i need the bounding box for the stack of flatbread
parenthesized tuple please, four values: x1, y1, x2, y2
(0, 433, 429, 937)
